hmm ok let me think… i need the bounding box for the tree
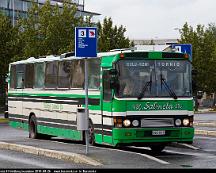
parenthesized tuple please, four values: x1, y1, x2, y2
(97, 17, 131, 52)
(19, 0, 83, 58)
(0, 14, 18, 109)
(179, 22, 216, 107)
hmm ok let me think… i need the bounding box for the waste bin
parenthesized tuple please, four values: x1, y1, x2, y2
(77, 108, 88, 131)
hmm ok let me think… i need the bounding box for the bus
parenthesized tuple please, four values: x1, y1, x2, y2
(8, 50, 194, 153)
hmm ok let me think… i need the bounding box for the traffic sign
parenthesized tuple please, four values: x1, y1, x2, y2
(171, 44, 192, 61)
(75, 27, 97, 57)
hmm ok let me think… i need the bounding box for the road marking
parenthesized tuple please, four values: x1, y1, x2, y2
(90, 145, 170, 165)
(163, 149, 211, 157)
(177, 143, 200, 150)
(50, 139, 170, 165)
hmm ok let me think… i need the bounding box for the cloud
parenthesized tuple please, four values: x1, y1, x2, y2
(86, 0, 216, 39)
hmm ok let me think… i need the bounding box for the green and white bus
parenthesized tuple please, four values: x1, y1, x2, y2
(8, 50, 194, 153)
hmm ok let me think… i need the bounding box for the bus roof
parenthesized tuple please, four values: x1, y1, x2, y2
(10, 50, 186, 65)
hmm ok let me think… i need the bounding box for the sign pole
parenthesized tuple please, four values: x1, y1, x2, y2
(84, 58, 89, 155)
(75, 27, 97, 155)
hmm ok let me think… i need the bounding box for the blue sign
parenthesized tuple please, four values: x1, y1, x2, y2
(75, 27, 97, 57)
(171, 44, 192, 61)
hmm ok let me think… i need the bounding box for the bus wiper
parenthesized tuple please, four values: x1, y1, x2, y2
(138, 76, 152, 100)
(160, 74, 177, 99)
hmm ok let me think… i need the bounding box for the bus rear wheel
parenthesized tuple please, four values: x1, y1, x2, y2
(150, 145, 166, 154)
(29, 116, 38, 139)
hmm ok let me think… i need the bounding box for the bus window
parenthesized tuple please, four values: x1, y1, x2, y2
(34, 63, 45, 88)
(45, 61, 58, 88)
(88, 59, 100, 89)
(16, 64, 25, 89)
(58, 60, 71, 88)
(71, 60, 84, 89)
(25, 63, 34, 88)
(103, 70, 112, 101)
(10, 65, 16, 89)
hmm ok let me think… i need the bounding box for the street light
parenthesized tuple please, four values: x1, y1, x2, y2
(174, 27, 181, 39)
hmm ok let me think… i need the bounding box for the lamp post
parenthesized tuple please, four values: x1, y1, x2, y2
(12, 0, 15, 27)
(174, 27, 181, 38)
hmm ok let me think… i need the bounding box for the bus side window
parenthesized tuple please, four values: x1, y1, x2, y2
(16, 64, 25, 89)
(103, 70, 112, 101)
(58, 60, 71, 89)
(45, 61, 58, 88)
(25, 63, 34, 88)
(88, 59, 100, 89)
(10, 65, 16, 89)
(71, 60, 84, 89)
(34, 63, 45, 88)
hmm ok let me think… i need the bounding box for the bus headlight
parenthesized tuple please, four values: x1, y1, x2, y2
(132, 120, 139, 127)
(175, 119, 181, 126)
(183, 118, 189, 126)
(123, 119, 131, 127)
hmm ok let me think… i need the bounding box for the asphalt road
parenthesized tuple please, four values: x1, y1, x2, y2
(1, 116, 216, 169)
(194, 112, 216, 122)
(0, 149, 89, 169)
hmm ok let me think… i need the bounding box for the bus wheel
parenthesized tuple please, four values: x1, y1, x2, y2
(89, 121, 95, 145)
(29, 116, 38, 139)
(150, 145, 166, 154)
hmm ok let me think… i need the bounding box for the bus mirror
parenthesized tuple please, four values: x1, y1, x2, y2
(110, 78, 118, 89)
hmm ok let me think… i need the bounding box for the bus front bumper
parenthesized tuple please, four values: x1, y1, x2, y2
(112, 127, 194, 146)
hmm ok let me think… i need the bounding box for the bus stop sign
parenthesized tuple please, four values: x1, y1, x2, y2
(75, 27, 97, 57)
(171, 44, 192, 61)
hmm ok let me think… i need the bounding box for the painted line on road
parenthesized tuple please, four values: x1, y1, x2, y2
(174, 143, 200, 150)
(163, 149, 215, 158)
(91, 145, 170, 165)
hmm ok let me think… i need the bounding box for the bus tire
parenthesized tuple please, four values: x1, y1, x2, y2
(150, 144, 166, 154)
(29, 115, 39, 139)
(89, 120, 95, 145)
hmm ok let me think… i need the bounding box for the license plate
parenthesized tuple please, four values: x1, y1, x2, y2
(152, 130, 166, 136)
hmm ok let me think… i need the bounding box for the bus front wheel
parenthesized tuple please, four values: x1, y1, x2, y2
(150, 145, 166, 154)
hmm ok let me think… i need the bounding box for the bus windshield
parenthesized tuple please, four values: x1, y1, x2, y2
(116, 59, 192, 98)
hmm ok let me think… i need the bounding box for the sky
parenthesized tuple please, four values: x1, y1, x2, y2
(85, 0, 216, 40)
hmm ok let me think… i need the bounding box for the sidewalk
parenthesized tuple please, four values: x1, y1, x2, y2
(0, 113, 9, 123)
(195, 108, 216, 114)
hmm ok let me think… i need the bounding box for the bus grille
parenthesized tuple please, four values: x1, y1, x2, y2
(141, 118, 174, 127)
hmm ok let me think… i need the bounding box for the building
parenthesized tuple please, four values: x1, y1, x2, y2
(0, 0, 100, 26)
(132, 38, 178, 45)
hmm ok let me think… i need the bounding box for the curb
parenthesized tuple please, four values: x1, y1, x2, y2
(0, 142, 102, 167)
(195, 130, 216, 137)
(0, 118, 9, 123)
(194, 122, 216, 127)
(195, 111, 216, 114)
